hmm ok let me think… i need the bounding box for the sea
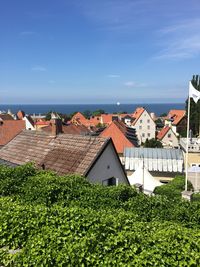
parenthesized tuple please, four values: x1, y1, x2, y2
(0, 103, 185, 116)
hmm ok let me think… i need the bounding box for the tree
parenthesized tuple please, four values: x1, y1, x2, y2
(82, 110, 91, 119)
(45, 111, 70, 122)
(143, 138, 163, 148)
(92, 109, 105, 116)
(185, 75, 200, 136)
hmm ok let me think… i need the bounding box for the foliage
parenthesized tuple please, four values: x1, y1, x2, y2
(159, 112, 167, 117)
(82, 110, 92, 119)
(192, 193, 200, 202)
(155, 118, 164, 129)
(45, 111, 70, 122)
(1, 165, 200, 266)
(92, 109, 105, 116)
(154, 175, 193, 199)
(185, 75, 200, 136)
(143, 138, 163, 148)
(0, 163, 36, 196)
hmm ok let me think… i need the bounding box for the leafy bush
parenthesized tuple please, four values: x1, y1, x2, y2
(154, 176, 193, 199)
(1, 164, 200, 266)
(192, 193, 200, 202)
(0, 163, 36, 196)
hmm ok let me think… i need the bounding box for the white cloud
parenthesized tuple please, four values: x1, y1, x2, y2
(31, 66, 47, 72)
(155, 18, 200, 60)
(107, 74, 120, 78)
(124, 81, 146, 88)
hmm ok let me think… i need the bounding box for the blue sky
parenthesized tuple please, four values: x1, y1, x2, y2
(1, 0, 200, 104)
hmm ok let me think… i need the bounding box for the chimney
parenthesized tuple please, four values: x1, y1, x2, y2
(50, 112, 63, 136)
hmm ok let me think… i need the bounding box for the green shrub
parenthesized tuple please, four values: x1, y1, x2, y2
(154, 176, 193, 199)
(0, 163, 36, 196)
(1, 165, 200, 266)
(192, 193, 200, 202)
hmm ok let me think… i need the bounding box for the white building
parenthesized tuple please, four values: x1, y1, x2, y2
(132, 107, 156, 144)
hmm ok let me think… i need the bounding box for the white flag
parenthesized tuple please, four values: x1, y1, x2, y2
(189, 81, 200, 103)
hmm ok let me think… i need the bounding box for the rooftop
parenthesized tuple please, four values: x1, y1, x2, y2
(0, 130, 109, 176)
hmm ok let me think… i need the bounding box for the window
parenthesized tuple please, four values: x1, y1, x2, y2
(102, 177, 117, 186)
(147, 125, 150, 130)
(148, 133, 150, 137)
(139, 126, 142, 129)
(147, 119, 150, 123)
(167, 134, 171, 138)
(142, 133, 145, 137)
(140, 119, 142, 123)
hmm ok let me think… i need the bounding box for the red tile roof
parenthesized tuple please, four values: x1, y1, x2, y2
(132, 107, 145, 125)
(100, 120, 135, 153)
(35, 121, 50, 126)
(42, 124, 90, 135)
(167, 110, 186, 125)
(0, 120, 26, 146)
(101, 114, 114, 124)
(89, 116, 101, 126)
(0, 114, 14, 121)
(157, 126, 170, 140)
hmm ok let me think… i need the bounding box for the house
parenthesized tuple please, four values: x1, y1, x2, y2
(0, 114, 14, 121)
(179, 137, 200, 168)
(179, 137, 200, 191)
(0, 118, 129, 186)
(157, 126, 179, 148)
(0, 120, 26, 147)
(100, 120, 138, 155)
(132, 107, 156, 144)
(42, 123, 91, 136)
(165, 110, 186, 136)
(16, 110, 35, 130)
(123, 147, 184, 182)
(119, 114, 134, 127)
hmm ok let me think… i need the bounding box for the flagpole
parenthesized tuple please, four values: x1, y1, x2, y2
(185, 83, 191, 191)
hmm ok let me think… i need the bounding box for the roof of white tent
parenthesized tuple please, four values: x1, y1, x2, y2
(128, 165, 163, 193)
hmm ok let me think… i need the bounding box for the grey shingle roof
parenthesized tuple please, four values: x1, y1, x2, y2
(0, 130, 109, 176)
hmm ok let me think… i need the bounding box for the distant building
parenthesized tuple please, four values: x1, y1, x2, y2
(132, 107, 156, 144)
(42, 122, 91, 136)
(0, 120, 26, 147)
(179, 137, 200, 191)
(0, 119, 129, 186)
(157, 126, 179, 148)
(179, 137, 200, 167)
(100, 120, 138, 155)
(165, 110, 186, 136)
(123, 147, 184, 181)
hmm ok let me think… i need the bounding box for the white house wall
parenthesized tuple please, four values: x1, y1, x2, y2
(133, 110, 156, 144)
(86, 143, 128, 185)
(161, 128, 178, 148)
(23, 117, 35, 130)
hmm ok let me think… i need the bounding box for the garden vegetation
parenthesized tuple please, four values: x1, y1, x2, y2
(0, 164, 200, 266)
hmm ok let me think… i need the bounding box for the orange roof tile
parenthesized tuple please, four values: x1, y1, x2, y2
(42, 124, 90, 135)
(101, 114, 114, 124)
(35, 121, 50, 126)
(157, 126, 170, 140)
(132, 107, 145, 125)
(0, 120, 25, 146)
(167, 110, 186, 125)
(100, 121, 135, 153)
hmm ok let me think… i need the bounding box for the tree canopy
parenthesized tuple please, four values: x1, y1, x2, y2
(185, 75, 200, 136)
(143, 138, 163, 148)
